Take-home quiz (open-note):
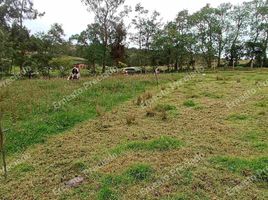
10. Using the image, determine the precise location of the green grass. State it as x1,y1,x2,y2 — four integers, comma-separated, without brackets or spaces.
255,101,267,108
125,164,154,181
183,100,197,107
112,136,183,154
98,187,118,200
227,114,249,121
202,92,223,99
154,104,177,112
210,156,268,174
12,163,35,174
1,70,268,199
0,75,179,155
97,164,154,199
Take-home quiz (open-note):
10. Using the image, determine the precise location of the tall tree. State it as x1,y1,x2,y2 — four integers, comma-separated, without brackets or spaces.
81,0,127,73
245,0,267,68
71,23,105,73
226,3,249,68
131,3,161,66
110,22,127,67
191,4,218,68
214,3,232,67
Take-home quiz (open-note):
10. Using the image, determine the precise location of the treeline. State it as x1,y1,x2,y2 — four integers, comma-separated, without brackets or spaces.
0,0,267,76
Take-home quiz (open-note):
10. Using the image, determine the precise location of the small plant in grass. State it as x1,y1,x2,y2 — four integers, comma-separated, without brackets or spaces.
161,86,166,91
146,108,156,117
13,163,35,174
125,164,153,181
142,92,153,101
227,114,249,121
136,95,142,106
160,110,168,120
155,104,177,112
126,114,136,125
258,111,266,116
183,100,196,107
216,76,224,81
102,174,131,187
71,161,87,172
96,105,105,117
136,92,153,106
202,92,222,99
255,102,266,108
98,186,118,200
112,136,183,154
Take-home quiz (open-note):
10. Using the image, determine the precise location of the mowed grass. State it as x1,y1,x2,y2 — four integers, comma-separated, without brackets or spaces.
0,70,268,200
0,74,181,155
112,136,183,154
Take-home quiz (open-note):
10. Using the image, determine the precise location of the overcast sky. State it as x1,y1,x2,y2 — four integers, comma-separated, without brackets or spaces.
25,0,249,37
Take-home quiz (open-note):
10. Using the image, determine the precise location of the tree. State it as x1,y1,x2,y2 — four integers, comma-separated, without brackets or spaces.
214,3,232,67
226,3,249,68
244,0,267,68
0,0,43,74
70,23,105,74
131,3,161,66
10,23,31,73
0,27,12,76
191,4,218,68
110,22,127,67
81,0,127,73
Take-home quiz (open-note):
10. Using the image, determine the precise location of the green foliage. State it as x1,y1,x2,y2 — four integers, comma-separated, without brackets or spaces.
49,56,75,77
183,100,196,107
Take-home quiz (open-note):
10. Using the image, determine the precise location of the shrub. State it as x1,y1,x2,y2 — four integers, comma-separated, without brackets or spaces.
183,100,196,107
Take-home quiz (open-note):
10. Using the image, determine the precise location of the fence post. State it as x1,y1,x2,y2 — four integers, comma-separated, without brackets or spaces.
0,122,7,179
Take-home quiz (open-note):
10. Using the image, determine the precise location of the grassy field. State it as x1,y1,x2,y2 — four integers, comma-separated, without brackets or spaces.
0,70,268,200
0,74,180,155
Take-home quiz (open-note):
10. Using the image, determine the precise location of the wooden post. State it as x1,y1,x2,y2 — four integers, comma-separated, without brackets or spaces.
0,122,7,179
154,68,159,87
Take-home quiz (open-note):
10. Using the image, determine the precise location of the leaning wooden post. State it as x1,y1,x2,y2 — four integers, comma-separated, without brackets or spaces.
0,121,7,179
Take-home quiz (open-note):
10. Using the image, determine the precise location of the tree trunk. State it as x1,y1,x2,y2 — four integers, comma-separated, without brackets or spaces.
264,31,268,67
174,58,178,72
102,47,106,74
92,61,96,74
217,37,222,68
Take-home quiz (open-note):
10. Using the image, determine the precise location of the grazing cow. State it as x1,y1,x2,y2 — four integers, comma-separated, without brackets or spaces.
68,66,80,80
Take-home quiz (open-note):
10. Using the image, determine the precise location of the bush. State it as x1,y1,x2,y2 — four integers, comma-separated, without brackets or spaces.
183,100,196,107
49,56,75,77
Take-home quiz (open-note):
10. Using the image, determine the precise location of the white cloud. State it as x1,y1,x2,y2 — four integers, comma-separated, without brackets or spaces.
25,0,249,37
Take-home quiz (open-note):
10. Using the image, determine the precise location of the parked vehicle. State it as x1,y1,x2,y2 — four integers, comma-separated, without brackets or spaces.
123,67,142,75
